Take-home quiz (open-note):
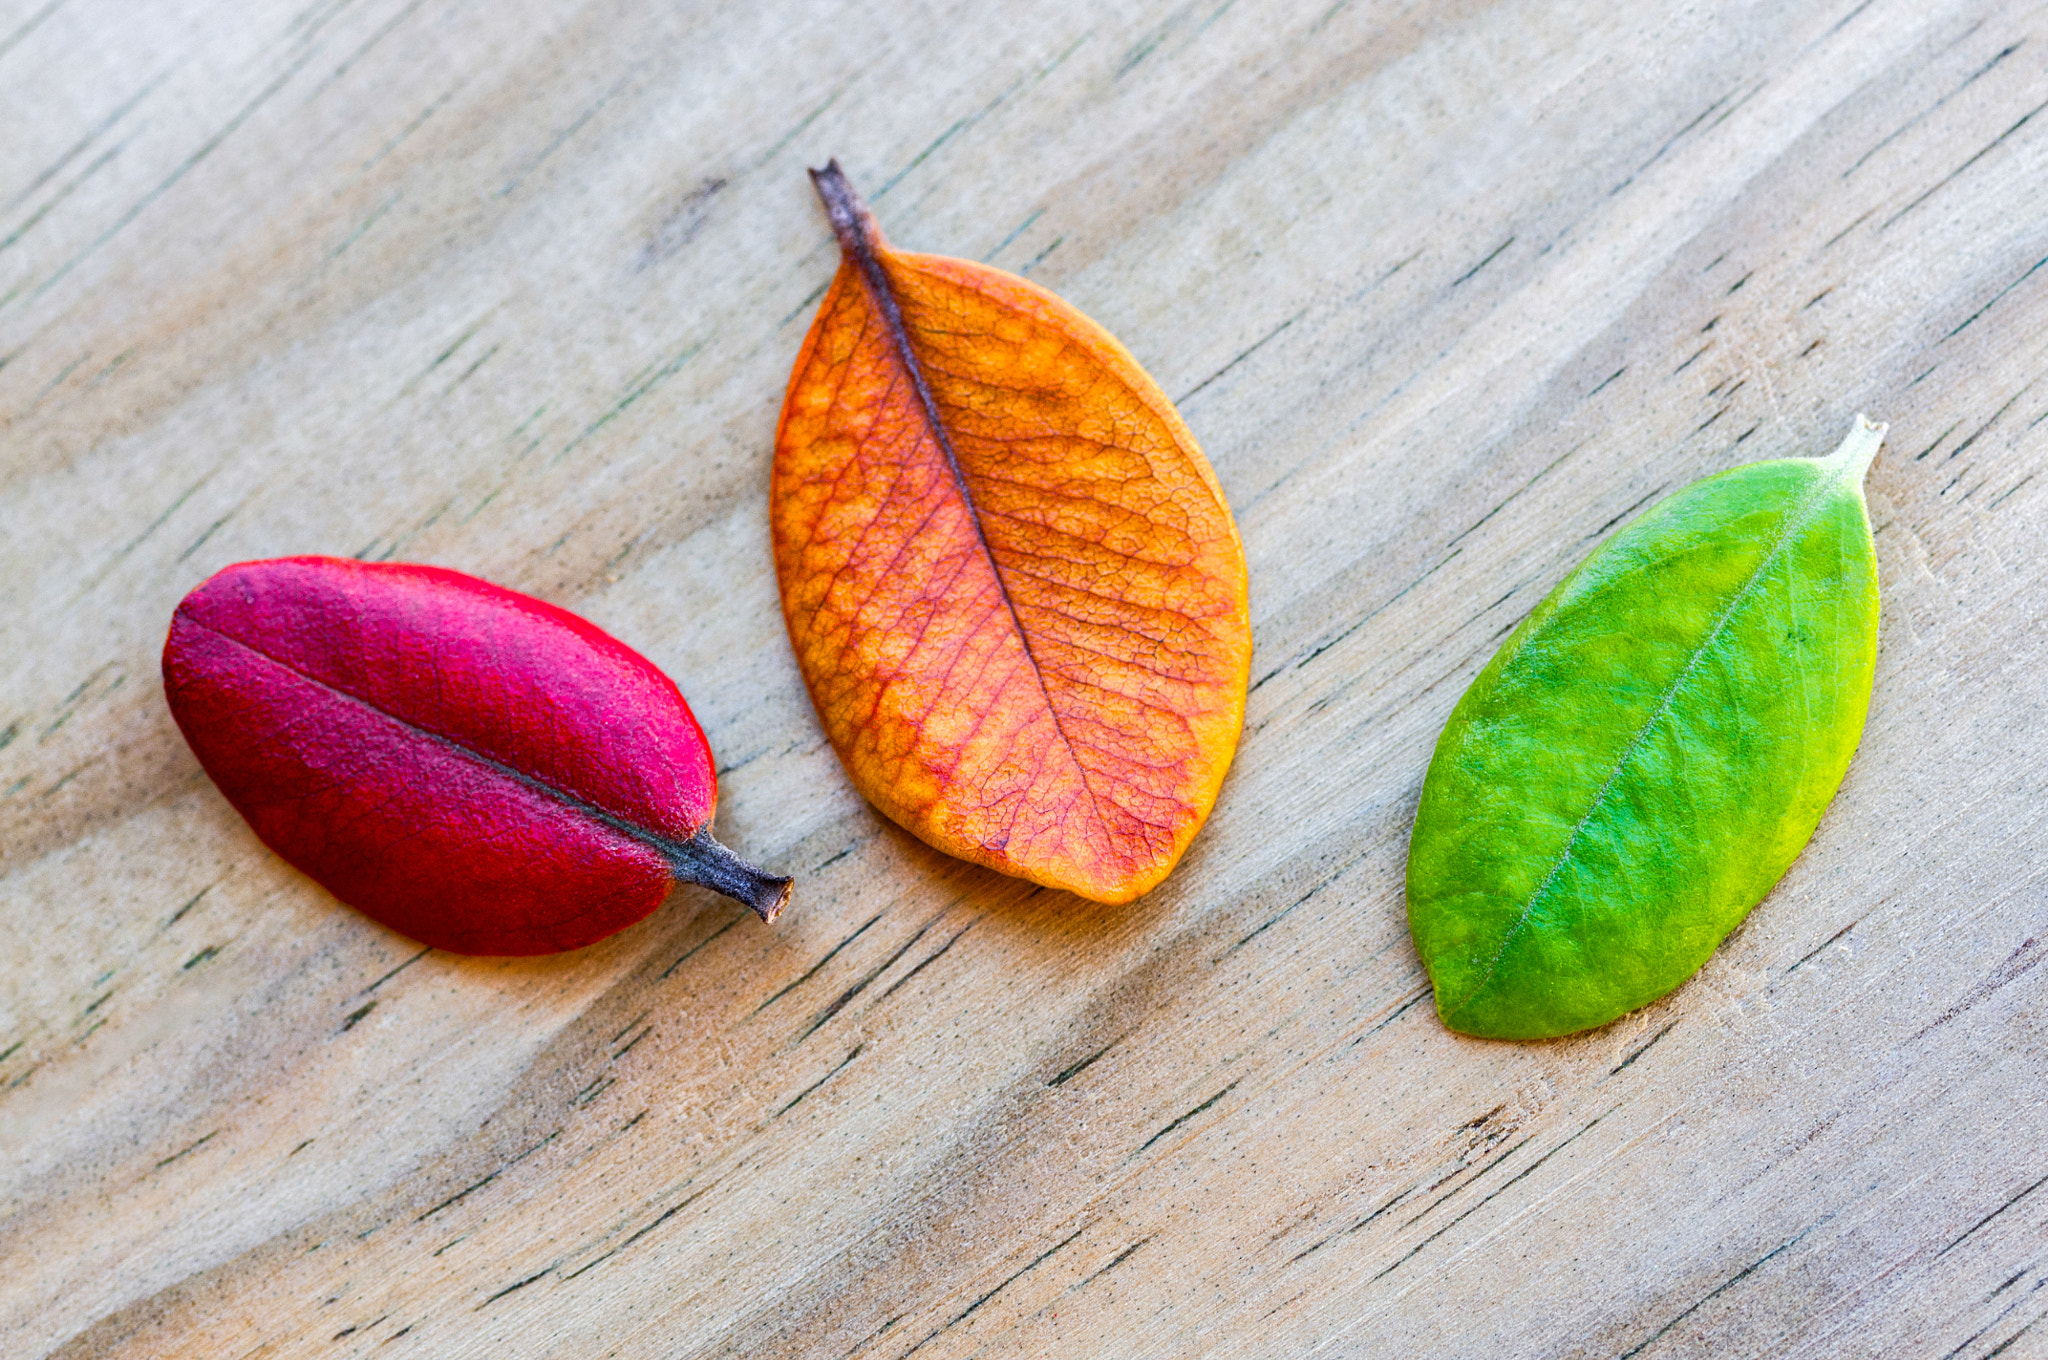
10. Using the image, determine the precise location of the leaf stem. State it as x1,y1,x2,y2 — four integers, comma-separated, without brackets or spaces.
667,827,792,923
1823,413,1887,484
809,159,886,259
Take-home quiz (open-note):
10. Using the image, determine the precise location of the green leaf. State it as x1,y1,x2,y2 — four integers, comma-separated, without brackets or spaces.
1406,418,1885,1040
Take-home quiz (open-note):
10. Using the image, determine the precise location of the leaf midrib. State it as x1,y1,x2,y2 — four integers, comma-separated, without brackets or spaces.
1440,462,1858,1023
840,239,1117,844
185,616,701,871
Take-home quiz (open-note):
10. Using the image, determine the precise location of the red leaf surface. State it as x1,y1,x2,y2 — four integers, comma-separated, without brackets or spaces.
162,557,788,955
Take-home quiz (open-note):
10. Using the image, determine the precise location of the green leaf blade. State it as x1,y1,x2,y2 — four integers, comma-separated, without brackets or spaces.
1408,420,1883,1040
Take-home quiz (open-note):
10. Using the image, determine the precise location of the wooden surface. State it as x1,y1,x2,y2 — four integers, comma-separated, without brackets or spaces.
4,0,2047,1355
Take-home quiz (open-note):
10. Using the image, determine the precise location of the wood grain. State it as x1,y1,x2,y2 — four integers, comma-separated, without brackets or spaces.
4,0,2046,1356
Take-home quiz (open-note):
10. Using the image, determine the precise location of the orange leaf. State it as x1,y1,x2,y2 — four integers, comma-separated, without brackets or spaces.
771,163,1252,904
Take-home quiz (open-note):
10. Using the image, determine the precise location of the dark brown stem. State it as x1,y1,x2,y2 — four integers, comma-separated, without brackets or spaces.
809,159,887,259
667,826,791,923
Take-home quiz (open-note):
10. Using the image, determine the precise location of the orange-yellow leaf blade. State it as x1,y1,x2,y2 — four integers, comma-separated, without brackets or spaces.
771,164,1251,904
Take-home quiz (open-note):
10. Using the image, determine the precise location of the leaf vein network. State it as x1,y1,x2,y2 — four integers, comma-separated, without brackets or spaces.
1441,463,1859,1022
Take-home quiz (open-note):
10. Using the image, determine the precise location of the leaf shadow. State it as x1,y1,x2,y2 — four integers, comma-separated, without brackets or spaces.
865,816,1189,959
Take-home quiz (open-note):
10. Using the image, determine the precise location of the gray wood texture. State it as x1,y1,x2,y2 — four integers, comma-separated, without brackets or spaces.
4,0,2046,1355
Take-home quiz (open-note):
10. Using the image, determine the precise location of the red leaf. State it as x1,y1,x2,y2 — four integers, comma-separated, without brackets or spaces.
162,557,788,955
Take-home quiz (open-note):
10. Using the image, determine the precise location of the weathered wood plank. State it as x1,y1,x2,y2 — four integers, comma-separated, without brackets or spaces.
4,0,2046,1356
